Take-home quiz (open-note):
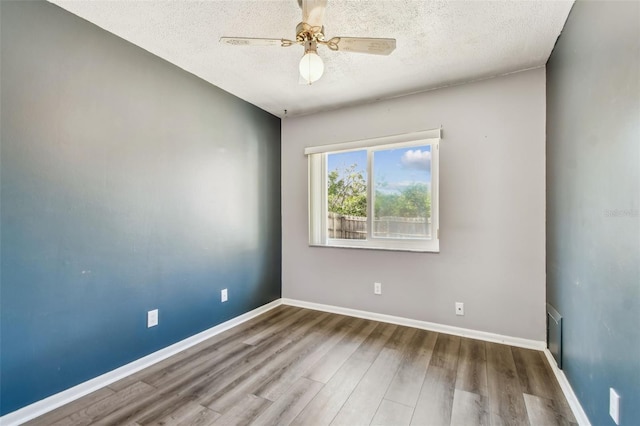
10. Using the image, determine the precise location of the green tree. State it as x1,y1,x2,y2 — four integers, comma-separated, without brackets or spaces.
328,164,367,216
328,165,430,219
375,183,430,218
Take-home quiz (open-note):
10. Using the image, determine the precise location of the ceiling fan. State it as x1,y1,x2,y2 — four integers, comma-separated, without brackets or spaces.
220,0,396,84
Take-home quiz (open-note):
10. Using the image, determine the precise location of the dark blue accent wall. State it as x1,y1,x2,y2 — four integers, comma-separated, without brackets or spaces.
546,1,639,425
0,1,281,415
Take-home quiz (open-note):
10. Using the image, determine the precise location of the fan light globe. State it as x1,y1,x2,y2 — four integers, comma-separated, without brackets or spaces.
299,51,324,83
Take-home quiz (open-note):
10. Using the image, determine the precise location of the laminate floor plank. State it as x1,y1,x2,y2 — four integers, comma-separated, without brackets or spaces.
512,346,556,398
410,365,457,426
146,310,325,392
176,337,293,409
144,307,325,407
250,377,324,426
384,324,420,352
93,324,301,426
140,401,209,426
290,354,371,426
23,307,576,426
450,389,489,426
512,347,576,423
125,314,331,424
255,316,363,401
143,307,305,387
175,406,220,426
291,322,398,426
203,314,344,413
127,337,289,425
51,382,156,426
90,391,174,426
210,394,271,426
105,351,190,393
486,342,530,426
108,305,297,392
347,322,399,364
429,333,462,371
134,398,210,425
141,309,318,390
177,304,295,357
331,326,417,425
385,329,438,407
409,332,461,425
455,338,488,396
23,388,115,426
143,340,256,389
304,319,378,383
523,393,578,426
243,306,312,346
371,399,413,426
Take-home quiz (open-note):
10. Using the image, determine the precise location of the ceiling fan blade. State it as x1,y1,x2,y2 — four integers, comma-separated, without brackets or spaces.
328,37,396,55
220,37,291,47
302,0,327,29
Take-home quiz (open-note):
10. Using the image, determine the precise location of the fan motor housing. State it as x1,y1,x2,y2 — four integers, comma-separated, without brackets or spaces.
296,22,325,41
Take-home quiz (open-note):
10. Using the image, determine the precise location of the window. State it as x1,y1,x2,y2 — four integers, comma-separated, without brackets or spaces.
306,129,440,252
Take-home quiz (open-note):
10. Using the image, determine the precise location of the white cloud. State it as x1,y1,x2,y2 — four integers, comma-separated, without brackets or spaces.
401,149,431,170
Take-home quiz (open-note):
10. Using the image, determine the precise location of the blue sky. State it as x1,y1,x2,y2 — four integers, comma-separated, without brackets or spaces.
328,145,431,194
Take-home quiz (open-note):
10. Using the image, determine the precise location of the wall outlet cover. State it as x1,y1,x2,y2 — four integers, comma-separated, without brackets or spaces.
147,309,158,328
610,388,620,425
455,302,464,316
374,282,382,295
221,288,228,302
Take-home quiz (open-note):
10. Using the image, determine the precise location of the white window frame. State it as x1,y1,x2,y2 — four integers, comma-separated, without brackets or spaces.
306,129,440,253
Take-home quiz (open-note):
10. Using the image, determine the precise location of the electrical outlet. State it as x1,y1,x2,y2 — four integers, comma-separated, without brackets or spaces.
455,302,464,316
610,388,620,425
374,282,382,295
147,309,158,328
221,288,228,303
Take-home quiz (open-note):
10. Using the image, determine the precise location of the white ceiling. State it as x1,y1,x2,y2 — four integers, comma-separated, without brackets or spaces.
49,0,574,118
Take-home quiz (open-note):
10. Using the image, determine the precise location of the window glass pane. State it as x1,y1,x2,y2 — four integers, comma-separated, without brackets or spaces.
327,150,367,240
373,145,431,239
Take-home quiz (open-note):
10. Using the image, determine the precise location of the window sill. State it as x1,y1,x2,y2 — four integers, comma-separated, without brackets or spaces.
308,243,440,253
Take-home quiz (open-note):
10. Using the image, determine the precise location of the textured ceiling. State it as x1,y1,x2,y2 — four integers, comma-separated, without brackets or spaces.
49,0,574,118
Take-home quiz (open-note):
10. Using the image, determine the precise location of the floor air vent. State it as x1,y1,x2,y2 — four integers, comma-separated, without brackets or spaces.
547,303,563,368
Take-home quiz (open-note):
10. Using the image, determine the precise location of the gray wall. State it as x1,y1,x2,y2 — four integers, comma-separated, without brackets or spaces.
546,1,640,424
1,1,281,415
282,69,546,342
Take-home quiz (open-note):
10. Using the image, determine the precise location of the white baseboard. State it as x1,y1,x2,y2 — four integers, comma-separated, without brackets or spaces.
282,298,545,350
0,299,283,426
543,349,591,426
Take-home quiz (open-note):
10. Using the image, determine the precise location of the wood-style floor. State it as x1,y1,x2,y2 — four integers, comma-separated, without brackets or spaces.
25,305,577,426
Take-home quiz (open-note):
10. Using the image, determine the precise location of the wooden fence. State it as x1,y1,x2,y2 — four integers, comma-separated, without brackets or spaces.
328,213,367,239
328,212,430,239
